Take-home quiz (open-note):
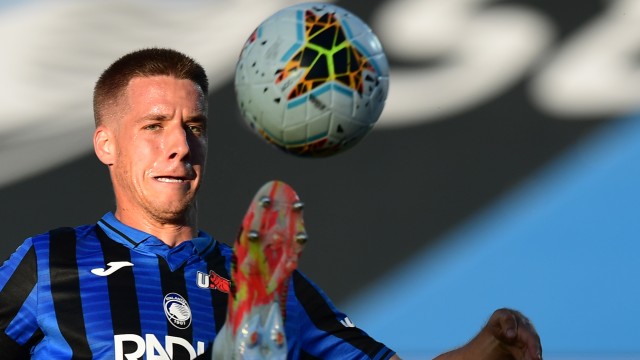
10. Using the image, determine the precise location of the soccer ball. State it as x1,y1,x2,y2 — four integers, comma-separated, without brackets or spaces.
234,2,389,157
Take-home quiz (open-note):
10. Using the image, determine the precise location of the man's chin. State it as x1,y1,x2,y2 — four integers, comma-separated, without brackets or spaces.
151,202,196,224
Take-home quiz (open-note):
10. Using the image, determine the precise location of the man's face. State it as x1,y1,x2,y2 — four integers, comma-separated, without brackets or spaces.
106,75,208,224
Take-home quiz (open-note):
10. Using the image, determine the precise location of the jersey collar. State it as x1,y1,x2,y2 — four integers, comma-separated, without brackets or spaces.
97,212,216,270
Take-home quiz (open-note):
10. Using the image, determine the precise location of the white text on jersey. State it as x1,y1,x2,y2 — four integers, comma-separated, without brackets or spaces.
114,334,205,360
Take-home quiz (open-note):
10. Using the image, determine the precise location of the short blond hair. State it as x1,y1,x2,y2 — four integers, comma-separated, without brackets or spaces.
93,48,209,126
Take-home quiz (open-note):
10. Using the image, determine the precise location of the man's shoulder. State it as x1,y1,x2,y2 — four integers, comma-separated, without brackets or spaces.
29,224,98,245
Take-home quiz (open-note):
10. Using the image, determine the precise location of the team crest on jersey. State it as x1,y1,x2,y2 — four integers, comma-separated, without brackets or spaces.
196,270,231,293
163,293,192,329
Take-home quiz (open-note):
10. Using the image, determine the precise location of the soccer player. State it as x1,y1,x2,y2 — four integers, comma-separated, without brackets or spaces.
0,48,541,359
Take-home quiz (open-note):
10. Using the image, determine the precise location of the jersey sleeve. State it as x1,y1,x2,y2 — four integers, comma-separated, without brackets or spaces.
290,271,395,360
0,238,42,358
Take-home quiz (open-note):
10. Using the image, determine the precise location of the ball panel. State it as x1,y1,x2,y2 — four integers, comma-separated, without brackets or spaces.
305,113,331,144
282,123,309,145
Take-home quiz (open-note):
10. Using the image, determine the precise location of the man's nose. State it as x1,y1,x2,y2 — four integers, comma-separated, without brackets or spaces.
166,125,191,160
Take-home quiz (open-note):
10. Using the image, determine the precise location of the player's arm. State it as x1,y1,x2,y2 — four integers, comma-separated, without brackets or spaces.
291,271,397,360
0,238,42,358
433,308,542,360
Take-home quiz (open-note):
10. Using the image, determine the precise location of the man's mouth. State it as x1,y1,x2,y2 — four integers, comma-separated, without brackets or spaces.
155,176,189,183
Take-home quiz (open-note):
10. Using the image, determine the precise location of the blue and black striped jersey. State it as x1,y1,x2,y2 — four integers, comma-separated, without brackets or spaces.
0,212,395,359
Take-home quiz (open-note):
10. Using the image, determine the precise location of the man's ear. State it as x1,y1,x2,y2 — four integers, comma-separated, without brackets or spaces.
94,125,115,165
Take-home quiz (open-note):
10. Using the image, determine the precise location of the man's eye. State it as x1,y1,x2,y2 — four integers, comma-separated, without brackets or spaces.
144,124,161,131
188,125,205,135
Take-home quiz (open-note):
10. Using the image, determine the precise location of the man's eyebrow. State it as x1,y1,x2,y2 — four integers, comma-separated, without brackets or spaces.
140,113,172,122
137,113,208,124
186,114,208,123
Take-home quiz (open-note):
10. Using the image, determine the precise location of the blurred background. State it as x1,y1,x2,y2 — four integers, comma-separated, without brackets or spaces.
1,0,639,358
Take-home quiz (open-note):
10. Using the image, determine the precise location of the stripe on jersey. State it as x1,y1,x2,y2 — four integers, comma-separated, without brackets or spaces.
0,245,36,330
0,332,31,358
49,227,92,358
96,227,141,351
292,271,387,358
204,243,229,333
0,245,40,357
299,349,322,359
158,256,193,358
